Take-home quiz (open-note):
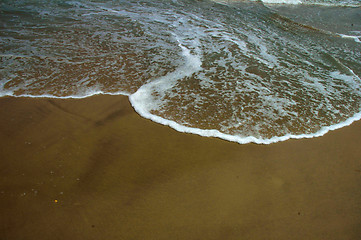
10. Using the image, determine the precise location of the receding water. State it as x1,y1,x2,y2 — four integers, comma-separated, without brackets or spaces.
1,0,361,144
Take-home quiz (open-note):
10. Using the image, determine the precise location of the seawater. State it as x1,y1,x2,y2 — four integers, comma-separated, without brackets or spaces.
1,0,361,144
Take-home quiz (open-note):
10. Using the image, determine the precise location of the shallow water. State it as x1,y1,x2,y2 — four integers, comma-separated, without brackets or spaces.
1,0,361,143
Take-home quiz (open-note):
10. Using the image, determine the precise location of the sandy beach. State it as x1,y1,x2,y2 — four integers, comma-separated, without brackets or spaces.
0,95,360,239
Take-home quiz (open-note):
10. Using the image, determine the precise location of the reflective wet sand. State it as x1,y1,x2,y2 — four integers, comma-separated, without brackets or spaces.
1,95,360,239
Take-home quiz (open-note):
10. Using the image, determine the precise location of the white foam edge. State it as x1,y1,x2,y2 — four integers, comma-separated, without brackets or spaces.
212,0,301,5
338,34,361,43
261,0,301,4
2,87,361,145
213,0,360,7
0,90,130,99
130,92,361,145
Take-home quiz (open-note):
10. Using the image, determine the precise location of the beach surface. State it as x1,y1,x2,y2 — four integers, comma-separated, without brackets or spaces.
1,95,361,240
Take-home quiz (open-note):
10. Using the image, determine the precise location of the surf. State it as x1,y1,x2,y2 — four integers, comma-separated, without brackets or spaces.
1,0,361,144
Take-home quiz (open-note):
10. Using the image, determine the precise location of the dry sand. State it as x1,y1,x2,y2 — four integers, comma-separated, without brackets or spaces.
0,95,361,240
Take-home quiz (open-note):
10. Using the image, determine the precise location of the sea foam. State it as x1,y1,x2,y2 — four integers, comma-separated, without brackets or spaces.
129,34,361,144
339,34,361,43
2,0,361,144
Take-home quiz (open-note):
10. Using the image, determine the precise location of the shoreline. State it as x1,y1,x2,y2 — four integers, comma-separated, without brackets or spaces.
1,95,361,239
4,92,361,145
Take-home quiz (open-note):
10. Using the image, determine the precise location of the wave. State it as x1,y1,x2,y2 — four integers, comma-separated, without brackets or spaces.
1,0,361,144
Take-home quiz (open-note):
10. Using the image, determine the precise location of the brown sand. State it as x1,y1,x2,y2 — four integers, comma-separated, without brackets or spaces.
0,95,360,240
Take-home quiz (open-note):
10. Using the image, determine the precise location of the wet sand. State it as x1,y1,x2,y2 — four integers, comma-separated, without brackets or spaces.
0,95,361,240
